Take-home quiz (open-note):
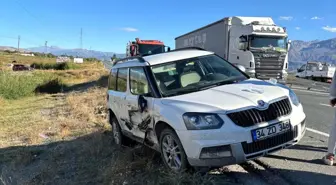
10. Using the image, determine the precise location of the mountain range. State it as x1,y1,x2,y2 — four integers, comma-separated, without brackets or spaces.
288,38,336,71
1,37,335,66
26,46,125,61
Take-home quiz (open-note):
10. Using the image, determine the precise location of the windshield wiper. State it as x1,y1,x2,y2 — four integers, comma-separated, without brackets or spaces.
213,77,243,86
163,87,200,97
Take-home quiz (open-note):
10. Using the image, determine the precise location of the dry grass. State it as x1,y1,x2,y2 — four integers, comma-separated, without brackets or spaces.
0,94,65,147
0,61,238,184
0,131,236,185
0,85,237,185
50,69,108,85
0,52,55,66
0,87,109,148
0,51,105,71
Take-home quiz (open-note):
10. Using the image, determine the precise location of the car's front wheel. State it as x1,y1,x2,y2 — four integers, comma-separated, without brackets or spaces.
159,128,189,172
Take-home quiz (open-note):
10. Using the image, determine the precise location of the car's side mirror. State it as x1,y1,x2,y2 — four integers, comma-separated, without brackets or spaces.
138,95,148,113
287,40,292,50
238,42,248,51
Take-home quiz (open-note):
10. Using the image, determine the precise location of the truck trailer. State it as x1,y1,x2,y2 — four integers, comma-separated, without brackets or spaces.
175,16,291,83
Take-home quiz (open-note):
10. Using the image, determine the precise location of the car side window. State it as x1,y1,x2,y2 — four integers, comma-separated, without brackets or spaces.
108,68,117,90
117,68,128,92
130,67,150,95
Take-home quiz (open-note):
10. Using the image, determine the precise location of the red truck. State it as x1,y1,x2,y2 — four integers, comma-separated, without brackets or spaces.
126,38,170,57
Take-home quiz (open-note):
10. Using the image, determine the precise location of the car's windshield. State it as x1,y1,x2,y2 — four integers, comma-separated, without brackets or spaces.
151,54,248,97
250,35,287,50
138,44,165,55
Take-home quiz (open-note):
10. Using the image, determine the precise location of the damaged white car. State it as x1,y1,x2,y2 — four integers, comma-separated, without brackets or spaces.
107,48,306,172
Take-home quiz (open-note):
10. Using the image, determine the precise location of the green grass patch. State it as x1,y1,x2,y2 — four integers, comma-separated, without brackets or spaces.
0,71,65,100
31,62,80,70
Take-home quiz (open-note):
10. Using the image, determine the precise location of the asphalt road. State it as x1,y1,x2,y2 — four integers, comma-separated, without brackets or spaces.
254,89,336,185
220,89,336,185
295,89,333,133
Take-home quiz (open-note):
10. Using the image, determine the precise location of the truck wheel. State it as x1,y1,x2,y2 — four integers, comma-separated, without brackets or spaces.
159,128,189,172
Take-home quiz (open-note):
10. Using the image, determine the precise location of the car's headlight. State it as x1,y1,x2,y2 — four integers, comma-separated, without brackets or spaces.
289,90,300,106
276,83,300,106
182,113,224,130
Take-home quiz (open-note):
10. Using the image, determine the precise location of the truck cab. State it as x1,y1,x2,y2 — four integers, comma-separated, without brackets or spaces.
126,38,170,57
175,16,291,84
228,17,291,84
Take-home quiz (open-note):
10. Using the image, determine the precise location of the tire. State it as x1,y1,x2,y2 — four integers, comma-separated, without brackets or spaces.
159,128,190,173
109,113,128,147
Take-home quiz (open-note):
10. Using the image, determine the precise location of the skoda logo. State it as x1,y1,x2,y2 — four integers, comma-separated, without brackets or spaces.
257,100,268,110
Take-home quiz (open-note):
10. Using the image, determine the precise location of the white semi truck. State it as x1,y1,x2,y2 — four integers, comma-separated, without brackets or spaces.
175,16,291,84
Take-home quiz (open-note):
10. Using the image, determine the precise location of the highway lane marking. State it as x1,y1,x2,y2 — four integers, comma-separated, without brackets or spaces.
306,127,330,137
292,89,328,96
319,103,331,107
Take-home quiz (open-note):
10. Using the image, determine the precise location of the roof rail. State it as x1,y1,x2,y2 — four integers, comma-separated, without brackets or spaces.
168,47,206,52
112,56,146,66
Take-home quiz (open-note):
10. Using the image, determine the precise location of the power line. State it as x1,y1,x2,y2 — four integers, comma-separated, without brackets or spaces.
13,0,45,26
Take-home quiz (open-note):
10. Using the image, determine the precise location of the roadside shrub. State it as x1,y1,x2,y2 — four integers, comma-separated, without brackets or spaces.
31,62,79,70
0,71,65,99
34,78,64,94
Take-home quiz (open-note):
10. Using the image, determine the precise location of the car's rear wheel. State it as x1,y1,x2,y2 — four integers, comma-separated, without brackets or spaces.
159,128,189,172
109,113,129,147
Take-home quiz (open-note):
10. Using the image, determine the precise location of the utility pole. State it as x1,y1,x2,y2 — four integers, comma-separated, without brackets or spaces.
80,28,83,50
45,41,48,53
17,35,20,52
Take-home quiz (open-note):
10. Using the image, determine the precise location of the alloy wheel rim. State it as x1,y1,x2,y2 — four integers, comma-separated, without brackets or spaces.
112,122,120,145
162,135,182,170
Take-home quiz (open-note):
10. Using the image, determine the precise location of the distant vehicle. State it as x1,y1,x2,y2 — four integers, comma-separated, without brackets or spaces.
126,38,170,57
296,61,335,82
175,16,291,84
107,47,306,172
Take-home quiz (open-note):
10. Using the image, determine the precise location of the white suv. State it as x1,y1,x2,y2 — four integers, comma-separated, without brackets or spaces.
107,48,306,172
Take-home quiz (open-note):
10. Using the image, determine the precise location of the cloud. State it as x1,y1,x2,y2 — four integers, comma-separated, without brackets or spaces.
322,26,336,32
279,16,293,21
295,27,301,30
119,27,139,32
311,16,323,20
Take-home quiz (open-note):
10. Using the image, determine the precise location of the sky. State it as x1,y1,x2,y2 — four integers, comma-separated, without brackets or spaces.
0,0,335,53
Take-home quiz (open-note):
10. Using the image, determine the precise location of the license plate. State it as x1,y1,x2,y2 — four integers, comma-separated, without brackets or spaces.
252,121,291,141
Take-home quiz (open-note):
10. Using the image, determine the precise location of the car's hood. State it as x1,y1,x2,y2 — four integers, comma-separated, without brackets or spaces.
161,79,289,113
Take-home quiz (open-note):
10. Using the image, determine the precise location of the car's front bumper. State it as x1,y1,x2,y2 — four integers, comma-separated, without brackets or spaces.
177,105,306,167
